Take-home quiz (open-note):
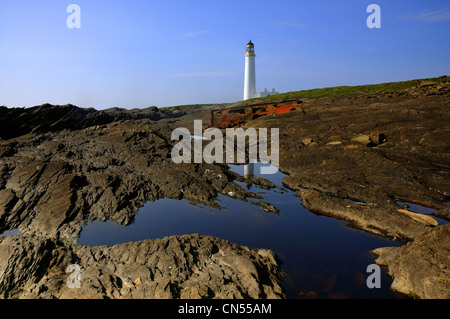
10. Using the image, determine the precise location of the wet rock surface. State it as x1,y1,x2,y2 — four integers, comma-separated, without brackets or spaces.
0,119,261,240
297,188,430,242
0,106,283,299
0,234,284,299
245,81,450,239
0,78,449,299
242,80,450,298
0,104,179,140
372,224,450,299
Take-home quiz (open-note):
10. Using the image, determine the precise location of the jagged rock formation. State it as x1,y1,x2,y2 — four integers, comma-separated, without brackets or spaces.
372,224,450,299
0,234,285,299
0,104,178,140
0,119,263,240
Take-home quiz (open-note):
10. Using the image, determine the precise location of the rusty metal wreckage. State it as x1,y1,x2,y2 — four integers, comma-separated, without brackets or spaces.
209,100,303,129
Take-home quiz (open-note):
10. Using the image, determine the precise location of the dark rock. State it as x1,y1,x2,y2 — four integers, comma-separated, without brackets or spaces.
369,130,387,146
0,120,263,239
372,224,450,299
0,234,285,299
246,88,450,241
297,188,429,242
0,104,179,140
255,201,280,214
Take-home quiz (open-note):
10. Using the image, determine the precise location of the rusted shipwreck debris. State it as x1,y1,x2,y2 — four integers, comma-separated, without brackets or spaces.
210,100,302,129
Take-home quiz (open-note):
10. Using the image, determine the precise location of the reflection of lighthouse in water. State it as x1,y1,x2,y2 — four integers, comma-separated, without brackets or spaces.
243,162,255,189
244,162,254,179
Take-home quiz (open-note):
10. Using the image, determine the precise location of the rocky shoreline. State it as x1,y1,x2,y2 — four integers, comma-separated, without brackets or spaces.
1,78,449,299
372,224,449,299
243,79,450,298
0,107,286,299
0,233,284,299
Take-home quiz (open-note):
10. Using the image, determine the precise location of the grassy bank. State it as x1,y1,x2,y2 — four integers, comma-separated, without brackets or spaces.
161,75,448,110
250,75,448,102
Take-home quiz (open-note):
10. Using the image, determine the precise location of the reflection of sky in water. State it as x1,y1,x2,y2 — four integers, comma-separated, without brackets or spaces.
0,229,20,236
396,201,435,214
396,201,448,226
79,162,403,298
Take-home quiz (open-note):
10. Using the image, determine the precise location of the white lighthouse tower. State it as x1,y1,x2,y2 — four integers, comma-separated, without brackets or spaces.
243,40,256,100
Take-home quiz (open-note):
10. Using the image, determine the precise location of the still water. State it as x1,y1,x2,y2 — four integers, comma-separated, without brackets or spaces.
79,163,404,299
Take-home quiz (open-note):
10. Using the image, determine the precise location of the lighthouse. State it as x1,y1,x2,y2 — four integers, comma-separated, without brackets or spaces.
243,40,256,100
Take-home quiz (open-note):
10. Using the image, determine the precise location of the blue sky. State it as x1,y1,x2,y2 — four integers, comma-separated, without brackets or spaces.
0,0,449,109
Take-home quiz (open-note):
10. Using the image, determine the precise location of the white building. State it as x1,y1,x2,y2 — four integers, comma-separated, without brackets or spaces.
243,40,279,100
254,88,279,98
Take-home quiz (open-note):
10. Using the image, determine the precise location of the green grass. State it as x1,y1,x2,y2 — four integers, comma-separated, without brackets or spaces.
407,290,421,299
162,103,234,112
163,103,216,110
161,75,448,110
248,75,449,102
